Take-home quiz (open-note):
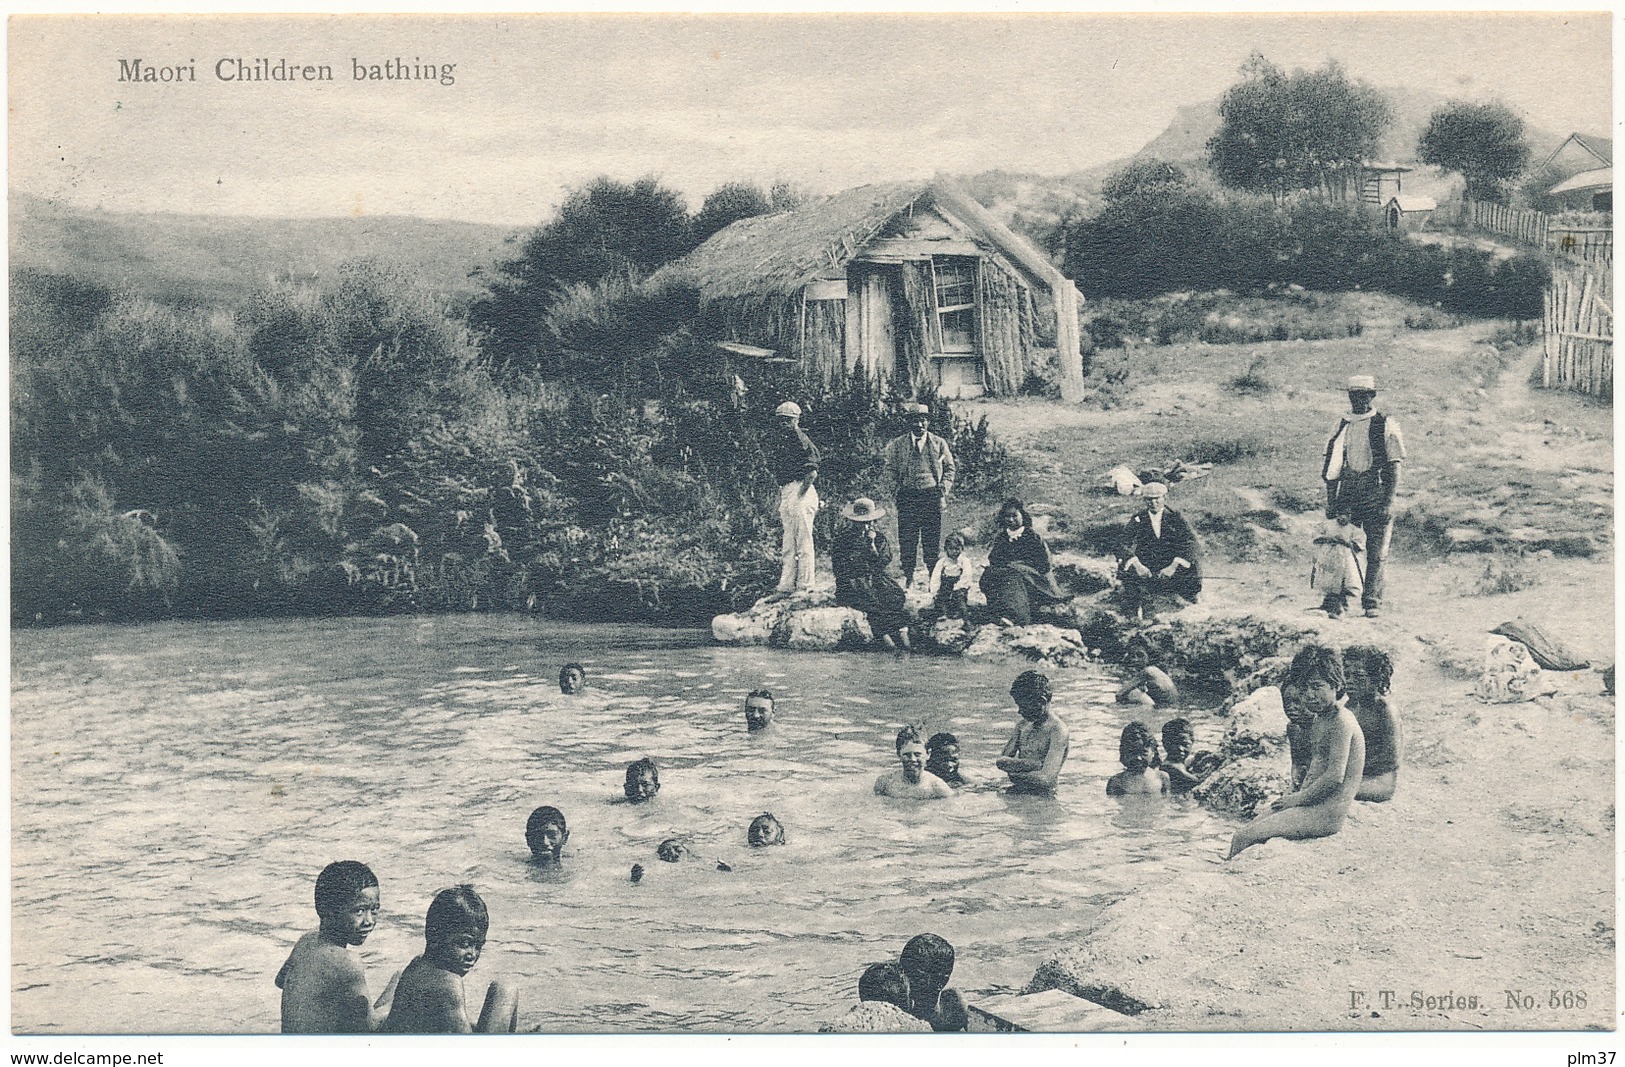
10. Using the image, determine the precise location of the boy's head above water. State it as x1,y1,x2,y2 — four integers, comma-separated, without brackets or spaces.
656,838,690,863
857,962,912,1011
313,860,380,947
1118,721,1159,771
1285,643,1345,713
743,688,775,731
894,725,926,783
624,758,660,802
899,933,955,996
525,805,569,862
924,732,959,777
1161,719,1194,763
748,813,785,847
1010,670,1053,720
424,885,488,977
559,663,586,695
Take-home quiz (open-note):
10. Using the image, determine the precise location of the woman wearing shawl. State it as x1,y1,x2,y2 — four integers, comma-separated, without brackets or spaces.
979,499,1065,626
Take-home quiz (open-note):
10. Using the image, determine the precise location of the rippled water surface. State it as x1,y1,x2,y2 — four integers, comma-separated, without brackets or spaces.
13,615,1231,1033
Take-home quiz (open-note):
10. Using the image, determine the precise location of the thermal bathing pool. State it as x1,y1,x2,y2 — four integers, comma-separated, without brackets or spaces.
12,615,1232,1034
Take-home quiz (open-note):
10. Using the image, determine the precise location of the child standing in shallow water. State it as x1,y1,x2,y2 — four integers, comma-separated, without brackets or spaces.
385,886,519,1033
1310,512,1365,617
1227,644,1365,859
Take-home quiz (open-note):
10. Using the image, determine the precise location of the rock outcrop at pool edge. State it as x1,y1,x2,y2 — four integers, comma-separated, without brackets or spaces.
1193,685,1295,818
709,591,873,650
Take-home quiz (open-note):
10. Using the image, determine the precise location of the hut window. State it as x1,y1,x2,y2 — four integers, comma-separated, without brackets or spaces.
932,258,977,353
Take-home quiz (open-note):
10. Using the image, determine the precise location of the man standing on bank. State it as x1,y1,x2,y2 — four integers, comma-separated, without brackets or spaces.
770,401,821,597
881,403,957,588
1322,375,1405,618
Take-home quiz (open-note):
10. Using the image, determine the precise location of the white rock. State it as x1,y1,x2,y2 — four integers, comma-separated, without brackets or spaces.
782,606,872,651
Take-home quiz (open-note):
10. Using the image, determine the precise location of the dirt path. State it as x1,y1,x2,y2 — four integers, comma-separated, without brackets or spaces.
974,329,1616,1031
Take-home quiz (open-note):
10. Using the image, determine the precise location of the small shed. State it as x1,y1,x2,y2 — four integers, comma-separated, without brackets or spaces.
1384,194,1437,232
649,181,1084,400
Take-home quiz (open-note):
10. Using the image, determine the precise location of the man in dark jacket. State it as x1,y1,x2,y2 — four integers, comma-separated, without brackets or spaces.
1118,481,1201,610
880,403,957,587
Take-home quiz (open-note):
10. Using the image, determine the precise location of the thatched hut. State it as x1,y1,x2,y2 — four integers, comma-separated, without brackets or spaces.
648,181,1085,400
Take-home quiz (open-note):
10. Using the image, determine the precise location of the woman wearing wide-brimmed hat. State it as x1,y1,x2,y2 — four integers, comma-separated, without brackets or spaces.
832,497,912,650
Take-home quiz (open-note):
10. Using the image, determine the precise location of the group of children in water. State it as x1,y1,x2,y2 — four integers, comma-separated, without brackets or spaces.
278,637,1400,1032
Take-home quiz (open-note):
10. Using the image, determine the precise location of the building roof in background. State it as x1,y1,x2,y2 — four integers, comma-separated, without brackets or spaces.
1549,166,1613,196
1538,132,1614,172
650,180,1061,303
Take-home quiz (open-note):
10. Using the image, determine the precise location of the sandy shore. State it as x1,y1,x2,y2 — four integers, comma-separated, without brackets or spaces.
976,326,1615,1031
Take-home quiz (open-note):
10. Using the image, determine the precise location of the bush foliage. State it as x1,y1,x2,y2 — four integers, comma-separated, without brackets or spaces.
13,260,1018,627
1062,167,1548,319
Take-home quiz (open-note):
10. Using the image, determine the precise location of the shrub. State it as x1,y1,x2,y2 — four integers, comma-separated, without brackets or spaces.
1229,354,1275,395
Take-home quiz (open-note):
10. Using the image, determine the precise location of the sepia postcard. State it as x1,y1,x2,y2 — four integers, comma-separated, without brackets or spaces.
7,9,1615,1067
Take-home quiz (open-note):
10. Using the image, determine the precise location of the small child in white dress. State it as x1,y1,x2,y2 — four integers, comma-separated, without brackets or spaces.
1310,512,1365,617
928,533,977,620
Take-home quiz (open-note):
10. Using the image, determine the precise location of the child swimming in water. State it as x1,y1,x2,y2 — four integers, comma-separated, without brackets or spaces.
1160,719,1221,794
558,663,586,695
1106,722,1170,796
276,860,395,1033
1227,644,1365,859
525,806,568,864
748,813,785,847
924,732,968,787
623,758,660,803
384,885,519,1033
1116,639,1179,708
1343,644,1402,802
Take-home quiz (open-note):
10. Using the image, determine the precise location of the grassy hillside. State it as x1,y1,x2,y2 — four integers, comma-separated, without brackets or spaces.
10,192,521,307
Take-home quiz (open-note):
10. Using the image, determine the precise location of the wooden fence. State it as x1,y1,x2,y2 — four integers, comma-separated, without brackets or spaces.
1469,199,1549,247
1543,260,1613,399
1548,224,1613,269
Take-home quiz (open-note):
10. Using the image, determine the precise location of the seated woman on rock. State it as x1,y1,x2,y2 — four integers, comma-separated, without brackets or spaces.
978,499,1066,627
832,497,912,651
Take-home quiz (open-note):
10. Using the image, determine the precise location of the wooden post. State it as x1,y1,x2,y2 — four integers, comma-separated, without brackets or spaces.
1051,275,1085,403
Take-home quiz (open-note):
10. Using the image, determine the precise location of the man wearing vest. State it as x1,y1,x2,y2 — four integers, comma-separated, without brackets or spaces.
1323,375,1405,618
769,401,821,597
881,403,957,587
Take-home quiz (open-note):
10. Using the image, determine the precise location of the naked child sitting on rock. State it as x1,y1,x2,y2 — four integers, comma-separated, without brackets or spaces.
1227,644,1364,859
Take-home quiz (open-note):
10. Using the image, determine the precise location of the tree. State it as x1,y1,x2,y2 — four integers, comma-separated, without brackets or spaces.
1208,55,1392,203
1418,101,1529,204
468,176,694,373
691,182,774,244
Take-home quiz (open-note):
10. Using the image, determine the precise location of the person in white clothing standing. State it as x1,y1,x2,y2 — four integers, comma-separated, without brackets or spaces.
768,401,820,596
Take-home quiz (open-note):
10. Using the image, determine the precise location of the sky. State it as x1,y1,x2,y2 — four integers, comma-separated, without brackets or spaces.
8,10,1614,226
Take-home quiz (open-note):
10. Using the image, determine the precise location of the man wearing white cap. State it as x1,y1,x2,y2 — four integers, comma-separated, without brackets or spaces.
1322,375,1405,617
769,401,820,595
1117,480,1201,610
